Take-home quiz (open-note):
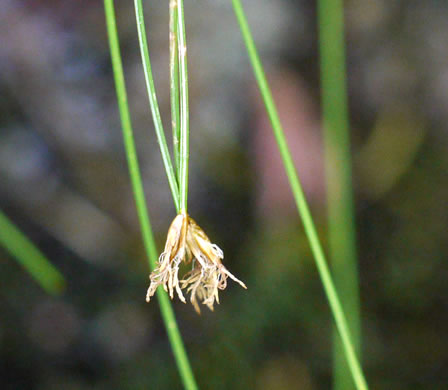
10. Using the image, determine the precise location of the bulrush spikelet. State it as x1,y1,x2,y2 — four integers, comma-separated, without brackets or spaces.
146,213,188,303
146,214,246,313
181,217,246,313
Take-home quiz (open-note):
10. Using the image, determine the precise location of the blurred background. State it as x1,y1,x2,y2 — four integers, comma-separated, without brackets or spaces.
1,0,448,388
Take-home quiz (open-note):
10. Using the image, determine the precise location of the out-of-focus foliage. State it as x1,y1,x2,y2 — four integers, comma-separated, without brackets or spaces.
1,0,448,389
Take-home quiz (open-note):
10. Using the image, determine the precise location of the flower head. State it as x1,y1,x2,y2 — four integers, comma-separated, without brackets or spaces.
146,213,188,303
181,217,246,313
146,213,246,313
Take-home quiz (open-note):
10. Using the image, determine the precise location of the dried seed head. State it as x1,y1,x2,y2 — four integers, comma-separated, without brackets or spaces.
146,213,188,303
181,217,246,313
146,213,246,313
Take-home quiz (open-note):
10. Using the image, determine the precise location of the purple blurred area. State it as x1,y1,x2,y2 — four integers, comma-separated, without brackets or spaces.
1,0,448,389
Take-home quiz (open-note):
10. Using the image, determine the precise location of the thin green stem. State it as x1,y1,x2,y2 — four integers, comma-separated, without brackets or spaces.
177,0,190,213
104,2,197,389
134,0,180,213
0,210,65,295
170,0,181,181
230,1,368,389
317,1,361,389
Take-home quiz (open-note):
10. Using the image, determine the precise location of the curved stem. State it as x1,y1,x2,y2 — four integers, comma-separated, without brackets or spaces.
134,0,180,212
177,0,190,214
230,1,368,389
104,2,197,389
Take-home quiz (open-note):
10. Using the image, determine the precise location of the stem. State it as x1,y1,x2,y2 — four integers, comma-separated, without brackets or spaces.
230,1,368,389
317,1,361,389
170,0,181,181
0,210,65,295
134,0,180,213
104,2,197,389
177,0,190,214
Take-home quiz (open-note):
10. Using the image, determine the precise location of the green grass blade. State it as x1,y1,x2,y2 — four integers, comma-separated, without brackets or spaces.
230,1,368,389
317,0,361,389
104,2,197,389
134,0,180,213
170,0,181,180
0,210,65,295
177,0,190,213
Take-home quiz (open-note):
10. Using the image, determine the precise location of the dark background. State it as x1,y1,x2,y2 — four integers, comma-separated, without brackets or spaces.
1,0,448,388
